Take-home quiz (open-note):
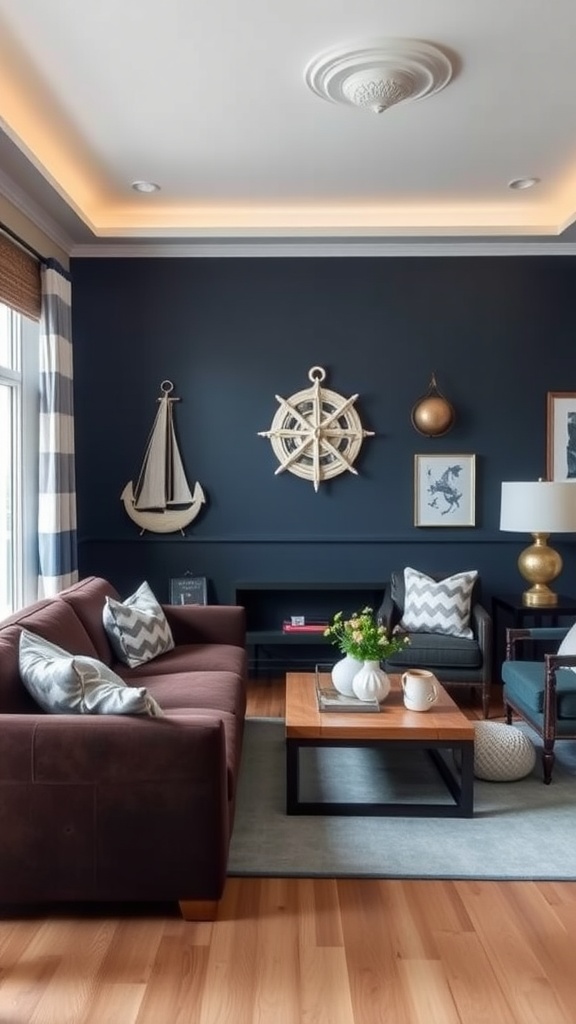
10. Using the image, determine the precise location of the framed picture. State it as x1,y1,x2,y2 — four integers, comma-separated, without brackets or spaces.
546,392,576,481
169,575,208,605
414,454,476,527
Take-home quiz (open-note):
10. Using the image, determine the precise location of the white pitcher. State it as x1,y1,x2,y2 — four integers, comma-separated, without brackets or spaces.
401,669,439,711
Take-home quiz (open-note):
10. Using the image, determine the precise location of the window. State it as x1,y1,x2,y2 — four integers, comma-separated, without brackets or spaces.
0,302,39,617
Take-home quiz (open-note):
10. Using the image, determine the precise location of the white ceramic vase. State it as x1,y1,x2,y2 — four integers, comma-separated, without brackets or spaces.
352,660,391,703
331,654,363,697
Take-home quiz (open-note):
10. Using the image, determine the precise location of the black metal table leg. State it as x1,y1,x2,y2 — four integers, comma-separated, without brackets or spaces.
286,737,475,818
286,738,300,814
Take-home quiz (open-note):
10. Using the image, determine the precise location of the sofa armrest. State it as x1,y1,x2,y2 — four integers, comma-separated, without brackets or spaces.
505,626,569,660
162,604,246,647
0,712,236,904
547,651,576,671
471,603,492,675
0,712,228,784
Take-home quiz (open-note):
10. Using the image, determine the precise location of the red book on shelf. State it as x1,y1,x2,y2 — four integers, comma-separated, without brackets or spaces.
282,622,328,633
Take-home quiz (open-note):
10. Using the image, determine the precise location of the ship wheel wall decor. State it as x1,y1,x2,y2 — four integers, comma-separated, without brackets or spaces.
258,366,374,491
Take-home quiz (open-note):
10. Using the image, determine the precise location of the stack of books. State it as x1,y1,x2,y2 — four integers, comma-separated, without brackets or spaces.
315,666,380,713
281,617,328,634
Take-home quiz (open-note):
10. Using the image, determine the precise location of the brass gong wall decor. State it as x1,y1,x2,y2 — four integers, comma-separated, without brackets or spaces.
258,365,374,491
411,373,455,437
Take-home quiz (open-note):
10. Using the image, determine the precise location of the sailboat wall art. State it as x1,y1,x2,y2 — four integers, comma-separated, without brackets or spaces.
121,380,206,535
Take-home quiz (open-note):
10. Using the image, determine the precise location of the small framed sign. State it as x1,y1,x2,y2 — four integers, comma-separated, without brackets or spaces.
169,575,208,605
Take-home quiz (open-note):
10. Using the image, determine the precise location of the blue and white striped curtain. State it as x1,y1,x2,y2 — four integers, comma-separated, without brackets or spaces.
38,260,78,597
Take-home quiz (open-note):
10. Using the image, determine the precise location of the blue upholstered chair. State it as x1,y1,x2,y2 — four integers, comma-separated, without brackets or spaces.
377,569,492,718
502,625,576,784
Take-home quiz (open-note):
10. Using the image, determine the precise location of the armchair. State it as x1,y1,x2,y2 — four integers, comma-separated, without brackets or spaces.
502,625,576,783
377,568,492,718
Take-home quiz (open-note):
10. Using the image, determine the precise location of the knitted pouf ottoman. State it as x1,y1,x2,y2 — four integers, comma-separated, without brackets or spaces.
473,721,536,781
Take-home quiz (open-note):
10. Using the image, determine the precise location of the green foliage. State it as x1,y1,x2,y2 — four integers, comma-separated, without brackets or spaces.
324,606,410,661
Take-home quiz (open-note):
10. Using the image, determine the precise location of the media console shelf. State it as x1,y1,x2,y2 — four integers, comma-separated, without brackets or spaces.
234,581,385,673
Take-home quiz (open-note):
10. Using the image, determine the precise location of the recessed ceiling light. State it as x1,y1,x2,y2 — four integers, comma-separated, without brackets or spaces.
131,180,161,193
508,177,540,191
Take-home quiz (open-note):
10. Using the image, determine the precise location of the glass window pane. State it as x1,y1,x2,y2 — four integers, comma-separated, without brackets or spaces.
0,383,14,618
0,304,13,369
0,301,37,616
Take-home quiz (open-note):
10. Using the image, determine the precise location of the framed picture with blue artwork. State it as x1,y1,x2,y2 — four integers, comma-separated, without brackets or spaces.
546,391,576,481
414,453,476,527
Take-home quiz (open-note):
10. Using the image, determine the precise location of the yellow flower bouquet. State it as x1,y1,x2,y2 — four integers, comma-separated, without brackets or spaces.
324,606,410,661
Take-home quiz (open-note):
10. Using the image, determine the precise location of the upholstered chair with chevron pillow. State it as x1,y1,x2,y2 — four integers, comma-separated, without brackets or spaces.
377,567,493,718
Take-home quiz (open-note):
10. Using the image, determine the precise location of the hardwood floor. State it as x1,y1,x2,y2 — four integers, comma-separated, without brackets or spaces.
0,678,575,1024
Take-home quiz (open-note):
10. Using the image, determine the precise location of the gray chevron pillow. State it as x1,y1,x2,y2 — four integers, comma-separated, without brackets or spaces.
18,630,164,716
103,581,175,668
399,567,478,639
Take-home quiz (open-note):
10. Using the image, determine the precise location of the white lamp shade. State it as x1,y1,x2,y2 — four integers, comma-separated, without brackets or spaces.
500,481,576,533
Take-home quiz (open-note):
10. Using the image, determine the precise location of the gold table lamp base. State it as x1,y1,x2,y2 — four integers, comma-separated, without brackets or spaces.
518,532,562,607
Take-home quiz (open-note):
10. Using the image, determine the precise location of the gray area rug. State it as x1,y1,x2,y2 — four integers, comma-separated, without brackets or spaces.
228,717,576,880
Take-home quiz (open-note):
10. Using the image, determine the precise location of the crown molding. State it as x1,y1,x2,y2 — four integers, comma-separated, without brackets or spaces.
3,164,576,260
0,168,75,256
69,239,576,258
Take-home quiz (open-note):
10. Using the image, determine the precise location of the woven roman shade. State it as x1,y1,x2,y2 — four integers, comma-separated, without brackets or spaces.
0,233,41,320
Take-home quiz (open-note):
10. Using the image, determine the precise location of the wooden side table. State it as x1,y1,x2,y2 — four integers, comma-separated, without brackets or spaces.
491,593,576,680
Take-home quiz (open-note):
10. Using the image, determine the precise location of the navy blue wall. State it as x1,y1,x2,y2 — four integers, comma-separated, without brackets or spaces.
70,254,576,607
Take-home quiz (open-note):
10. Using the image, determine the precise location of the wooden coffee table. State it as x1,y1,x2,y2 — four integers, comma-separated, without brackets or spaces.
285,670,475,818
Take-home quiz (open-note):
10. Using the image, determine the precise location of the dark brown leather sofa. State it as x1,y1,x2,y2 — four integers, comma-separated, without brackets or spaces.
0,576,247,920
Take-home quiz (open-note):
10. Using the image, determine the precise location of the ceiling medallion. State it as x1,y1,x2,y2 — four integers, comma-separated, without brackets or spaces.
304,39,453,114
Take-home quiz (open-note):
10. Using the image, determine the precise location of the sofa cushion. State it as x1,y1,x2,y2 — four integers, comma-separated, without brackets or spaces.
103,581,175,668
0,598,102,714
4,596,100,656
58,576,121,664
398,567,478,639
502,660,576,720
120,643,246,678
0,623,48,713
385,631,482,670
19,630,164,717
116,669,246,718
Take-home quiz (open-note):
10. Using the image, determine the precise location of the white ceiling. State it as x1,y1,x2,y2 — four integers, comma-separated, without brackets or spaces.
2,0,576,253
